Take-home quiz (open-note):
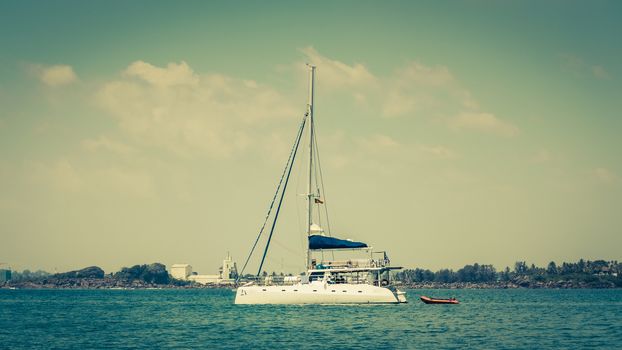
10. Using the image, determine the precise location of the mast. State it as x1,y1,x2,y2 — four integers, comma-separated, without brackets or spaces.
306,64,316,270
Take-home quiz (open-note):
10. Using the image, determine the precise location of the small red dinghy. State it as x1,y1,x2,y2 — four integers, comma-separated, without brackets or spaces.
420,295,459,304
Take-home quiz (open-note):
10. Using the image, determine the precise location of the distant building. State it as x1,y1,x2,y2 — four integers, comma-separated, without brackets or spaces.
220,253,238,282
0,269,11,283
170,264,192,280
188,274,221,284
173,253,238,285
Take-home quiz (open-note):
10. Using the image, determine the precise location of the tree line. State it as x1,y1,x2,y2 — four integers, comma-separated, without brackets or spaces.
9,263,172,285
394,259,622,286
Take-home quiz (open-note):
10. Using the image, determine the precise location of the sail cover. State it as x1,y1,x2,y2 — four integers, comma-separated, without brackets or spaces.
308,235,368,250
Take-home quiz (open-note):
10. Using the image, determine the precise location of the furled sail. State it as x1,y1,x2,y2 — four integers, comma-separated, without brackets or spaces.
308,235,368,250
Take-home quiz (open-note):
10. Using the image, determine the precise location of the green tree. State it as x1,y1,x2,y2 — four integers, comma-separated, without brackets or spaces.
514,261,527,275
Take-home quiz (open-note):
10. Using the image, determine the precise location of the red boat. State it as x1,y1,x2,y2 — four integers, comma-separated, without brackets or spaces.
420,295,459,304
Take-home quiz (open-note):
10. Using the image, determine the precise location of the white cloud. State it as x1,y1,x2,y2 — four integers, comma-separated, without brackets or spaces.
449,112,519,137
35,64,78,87
93,54,516,162
593,167,620,184
382,90,420,118
381,61,480,119
30,159,83,192
300,46,376,89
29,159,156,197
82,136,137,156
311,127,458,173
297,48,515,137
397,62,454,87
124,61,198,87
417,144,457,159
532,149,552,163
357,134,399,154
355,134,456,161
95,167,156,198
97,61,298,158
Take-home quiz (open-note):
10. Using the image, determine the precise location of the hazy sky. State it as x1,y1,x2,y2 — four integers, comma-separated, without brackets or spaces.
1,1,621,274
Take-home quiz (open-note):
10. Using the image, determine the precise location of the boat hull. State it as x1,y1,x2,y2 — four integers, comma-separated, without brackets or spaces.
235,281,406,304
420,296,459,304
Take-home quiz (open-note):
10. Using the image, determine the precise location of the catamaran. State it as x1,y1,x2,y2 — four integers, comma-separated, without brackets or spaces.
234,65,407,304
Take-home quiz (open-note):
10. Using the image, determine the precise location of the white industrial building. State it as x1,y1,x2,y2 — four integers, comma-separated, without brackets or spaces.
171,253,238,285
170,264,192,281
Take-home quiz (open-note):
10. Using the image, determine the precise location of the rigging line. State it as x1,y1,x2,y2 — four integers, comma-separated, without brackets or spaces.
237,113,307,280
312,125,324,230
294,123,307,262
313,125,332,237
312,126,335,261
310,116,325,233
271,238,303,257
256,113,308,277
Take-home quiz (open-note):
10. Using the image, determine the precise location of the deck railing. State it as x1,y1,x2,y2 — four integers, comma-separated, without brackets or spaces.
314,258,390,269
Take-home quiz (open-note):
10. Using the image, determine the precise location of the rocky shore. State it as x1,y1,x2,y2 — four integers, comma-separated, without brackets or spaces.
1,278,228,290
4,262,619,290
1,264,234,290
402,279,618,289
3,279,618,290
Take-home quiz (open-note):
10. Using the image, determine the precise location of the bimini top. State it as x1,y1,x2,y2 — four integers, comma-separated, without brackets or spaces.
308,235,368,250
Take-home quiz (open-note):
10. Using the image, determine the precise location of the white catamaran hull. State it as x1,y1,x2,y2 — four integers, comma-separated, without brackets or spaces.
235,281,407,305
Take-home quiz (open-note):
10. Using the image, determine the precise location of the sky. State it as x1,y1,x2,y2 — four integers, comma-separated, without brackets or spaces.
1,0,621,274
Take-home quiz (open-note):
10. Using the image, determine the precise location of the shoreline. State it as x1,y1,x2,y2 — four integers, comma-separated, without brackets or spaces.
403,281,619,289
3,280,620,290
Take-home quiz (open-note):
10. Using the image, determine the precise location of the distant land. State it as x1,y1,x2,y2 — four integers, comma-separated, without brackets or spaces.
1,259,620,289
1,264,198,290
394,259,621,289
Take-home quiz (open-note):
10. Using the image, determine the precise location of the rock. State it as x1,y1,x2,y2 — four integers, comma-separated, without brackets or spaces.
113,263,170,285
54,266,104,279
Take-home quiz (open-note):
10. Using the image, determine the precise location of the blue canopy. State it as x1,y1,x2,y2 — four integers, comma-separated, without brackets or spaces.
308,235,368,250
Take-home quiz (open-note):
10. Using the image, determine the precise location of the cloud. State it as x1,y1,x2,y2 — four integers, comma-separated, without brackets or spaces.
560,54,611,80
82,136,137,156
397,62,454,86
297,48,515,137
29,159,156,197
30,159,83,192
593,167,620,184
591,65,610,80
532,149,552,163
357,134,399,154
93,53,516,162
355,134,456,162
381,61,480,119
417,144,457,159
124,61,199,87
34,64,78,87
97,60,298,158
300,46,376,89
449,112,519,137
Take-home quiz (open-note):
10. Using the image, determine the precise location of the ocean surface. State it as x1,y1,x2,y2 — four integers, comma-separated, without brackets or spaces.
1,288,621,349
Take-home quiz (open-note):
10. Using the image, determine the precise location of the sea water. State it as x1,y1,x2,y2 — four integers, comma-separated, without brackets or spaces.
1,288,621,349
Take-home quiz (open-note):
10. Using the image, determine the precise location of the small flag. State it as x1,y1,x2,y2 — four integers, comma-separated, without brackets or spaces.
314,198,324,204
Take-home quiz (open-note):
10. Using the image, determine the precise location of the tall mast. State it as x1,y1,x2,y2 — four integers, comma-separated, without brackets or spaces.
306,64,315,270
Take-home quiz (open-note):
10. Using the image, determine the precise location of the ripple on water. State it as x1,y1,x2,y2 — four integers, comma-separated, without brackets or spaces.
0,288,621,349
